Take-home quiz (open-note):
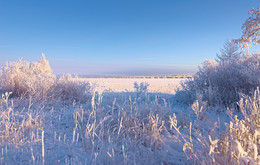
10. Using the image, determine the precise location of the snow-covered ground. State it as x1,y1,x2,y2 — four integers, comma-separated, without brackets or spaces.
79,78,184,94
0,78,252,165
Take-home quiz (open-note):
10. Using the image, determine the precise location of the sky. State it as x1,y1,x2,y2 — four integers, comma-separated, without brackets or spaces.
0,0,259,76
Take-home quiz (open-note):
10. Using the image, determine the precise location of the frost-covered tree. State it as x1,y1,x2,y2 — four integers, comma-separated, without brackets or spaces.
238,7,260,49
216,40,242,62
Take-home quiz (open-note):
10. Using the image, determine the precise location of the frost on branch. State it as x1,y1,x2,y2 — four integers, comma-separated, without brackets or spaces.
238,7,260,49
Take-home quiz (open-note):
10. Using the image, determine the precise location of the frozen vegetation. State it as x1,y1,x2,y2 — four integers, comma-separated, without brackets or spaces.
0,7,260,165
0,51,259,165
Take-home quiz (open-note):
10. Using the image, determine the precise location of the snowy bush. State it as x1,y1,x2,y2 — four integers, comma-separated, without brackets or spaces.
134,82,149,94
175,79,198,104
176,40,260,107
173,88,260,164
0,56,91,103
54,74,91,103
0,54,56,100
134,82,149,100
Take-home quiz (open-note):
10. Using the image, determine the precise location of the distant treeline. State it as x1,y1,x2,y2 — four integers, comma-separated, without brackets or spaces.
79,75,193,79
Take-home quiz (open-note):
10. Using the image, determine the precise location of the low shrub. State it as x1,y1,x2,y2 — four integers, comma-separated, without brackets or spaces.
134,82,149,93
134,82,149,100
54,74,91,103
0,54,56,100
0,55,92,103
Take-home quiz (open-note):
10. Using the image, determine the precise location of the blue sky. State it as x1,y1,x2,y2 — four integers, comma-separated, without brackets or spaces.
0,0,259,75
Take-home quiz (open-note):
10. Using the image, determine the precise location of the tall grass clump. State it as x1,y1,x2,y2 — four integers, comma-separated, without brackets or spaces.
0,54,56,100
176,40,260,107
0,92,43,146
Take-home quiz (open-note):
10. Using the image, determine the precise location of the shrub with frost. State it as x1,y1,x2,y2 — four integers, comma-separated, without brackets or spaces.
175,78,197,104
0,54,56,100
54,74,91,103
134,82,149,93
176,40,260,107
134,82,149,100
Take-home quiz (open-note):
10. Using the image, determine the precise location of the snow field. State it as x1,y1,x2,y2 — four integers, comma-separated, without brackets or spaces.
80,78,184,94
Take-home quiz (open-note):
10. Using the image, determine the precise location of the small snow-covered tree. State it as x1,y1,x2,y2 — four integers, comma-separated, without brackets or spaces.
216,40,242,62
238,7,260,49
